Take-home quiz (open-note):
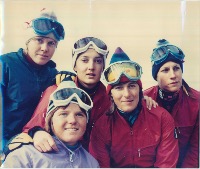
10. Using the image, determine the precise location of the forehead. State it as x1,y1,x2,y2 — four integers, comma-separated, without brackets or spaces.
34,36,57,43
160,61,180,68
55,103,83,113
113,81,137,87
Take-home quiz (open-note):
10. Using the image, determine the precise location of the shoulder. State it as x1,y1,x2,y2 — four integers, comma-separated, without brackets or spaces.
5,144,37,159
0,51,18,62
142,101,174,122
188,87,200,100
46,60,56,68
80,147,99,167
93,112,113,131
42,84,57,96
143,85,158,95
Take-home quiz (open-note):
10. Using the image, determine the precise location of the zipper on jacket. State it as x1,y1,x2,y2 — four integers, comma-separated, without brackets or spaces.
174,127,180,139
69,152,74,162
138,149,141,157
130,128,133,135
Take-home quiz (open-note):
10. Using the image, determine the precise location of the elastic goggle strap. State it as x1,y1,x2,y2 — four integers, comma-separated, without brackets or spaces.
47,88,93,117
32,18,65,41
151,45,185,65
103,61,142,85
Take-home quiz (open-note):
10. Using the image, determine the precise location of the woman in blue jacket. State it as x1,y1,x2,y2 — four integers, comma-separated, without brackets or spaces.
0,9,65,146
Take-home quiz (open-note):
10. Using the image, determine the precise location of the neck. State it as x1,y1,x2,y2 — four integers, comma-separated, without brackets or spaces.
158,87,180,101
77,79,99,96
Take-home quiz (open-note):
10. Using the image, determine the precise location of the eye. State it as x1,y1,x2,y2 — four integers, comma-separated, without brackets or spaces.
129,83,137,88
161,68,169,73
36,38,44,44
95,58,103,64
174,66,180,71
81,58,89,63
48,41,57,47
76,112,86,117
60,112,68,117
113,85,123,90
58,110,68,117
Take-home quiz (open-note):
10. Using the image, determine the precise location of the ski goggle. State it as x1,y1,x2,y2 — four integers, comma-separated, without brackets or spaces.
103,61,143,85
31,18,65,41
72,37,109,57
47,87,93,119
151,45,185,65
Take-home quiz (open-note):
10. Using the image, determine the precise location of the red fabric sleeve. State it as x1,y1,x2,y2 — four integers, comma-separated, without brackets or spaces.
22,85,57,133
181,113,199,168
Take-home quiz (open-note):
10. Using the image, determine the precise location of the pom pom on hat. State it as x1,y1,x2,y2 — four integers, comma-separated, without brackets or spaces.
151,39,184,80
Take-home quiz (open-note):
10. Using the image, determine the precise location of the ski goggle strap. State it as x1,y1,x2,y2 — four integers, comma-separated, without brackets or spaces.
103,61,143,85
151,45,185,65
72,37,109,56
47,88,93,118
32,18,65,41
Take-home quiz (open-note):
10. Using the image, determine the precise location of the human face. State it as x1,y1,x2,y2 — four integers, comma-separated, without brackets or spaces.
26,36,57,66
51,103,87,146
74,48,104,88
157,61,182,92
111,81,140,113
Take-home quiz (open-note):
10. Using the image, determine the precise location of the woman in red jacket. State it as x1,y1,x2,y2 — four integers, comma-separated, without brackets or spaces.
89,47,179,168
22,37,111,151
144,39,199,168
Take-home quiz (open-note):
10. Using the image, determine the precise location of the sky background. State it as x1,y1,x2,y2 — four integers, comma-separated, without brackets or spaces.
0,0,199,90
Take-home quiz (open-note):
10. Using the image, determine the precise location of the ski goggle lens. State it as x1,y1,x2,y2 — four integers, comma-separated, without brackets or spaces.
72,37,109,58
151,45,185,65
74,37,107,50
32,18,65,41
103,61,142,85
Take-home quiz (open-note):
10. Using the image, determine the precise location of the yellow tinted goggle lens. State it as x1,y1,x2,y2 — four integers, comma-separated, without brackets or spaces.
105,62,141,84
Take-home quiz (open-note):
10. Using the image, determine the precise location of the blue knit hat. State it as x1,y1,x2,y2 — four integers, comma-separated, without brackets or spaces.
106,47,142,94
152,39,184,80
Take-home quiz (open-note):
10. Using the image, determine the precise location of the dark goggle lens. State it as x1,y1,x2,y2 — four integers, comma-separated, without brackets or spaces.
74,37,107,50
152,45,184,61
33,18,64,39
52,88,92,106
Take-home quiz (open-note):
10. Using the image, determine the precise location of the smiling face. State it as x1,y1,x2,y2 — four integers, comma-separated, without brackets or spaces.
157,61,182,92
26,36,57,66
111,81,140,113
73,48,104,89
51,103,87,146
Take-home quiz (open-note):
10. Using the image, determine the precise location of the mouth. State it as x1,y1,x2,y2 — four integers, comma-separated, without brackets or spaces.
86,73,96,77
122,100,133,103
64,128,78,131
170,81,178,85
37,54,48,58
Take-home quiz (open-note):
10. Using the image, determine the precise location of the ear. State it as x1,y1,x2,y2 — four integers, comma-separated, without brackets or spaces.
73,66,77,73
50,120,54,132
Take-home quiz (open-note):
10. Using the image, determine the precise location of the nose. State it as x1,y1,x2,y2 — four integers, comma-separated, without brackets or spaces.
123,87,131,98
67,114,76,124
88,60,95,70
40,43,49,52
169,69,176,79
